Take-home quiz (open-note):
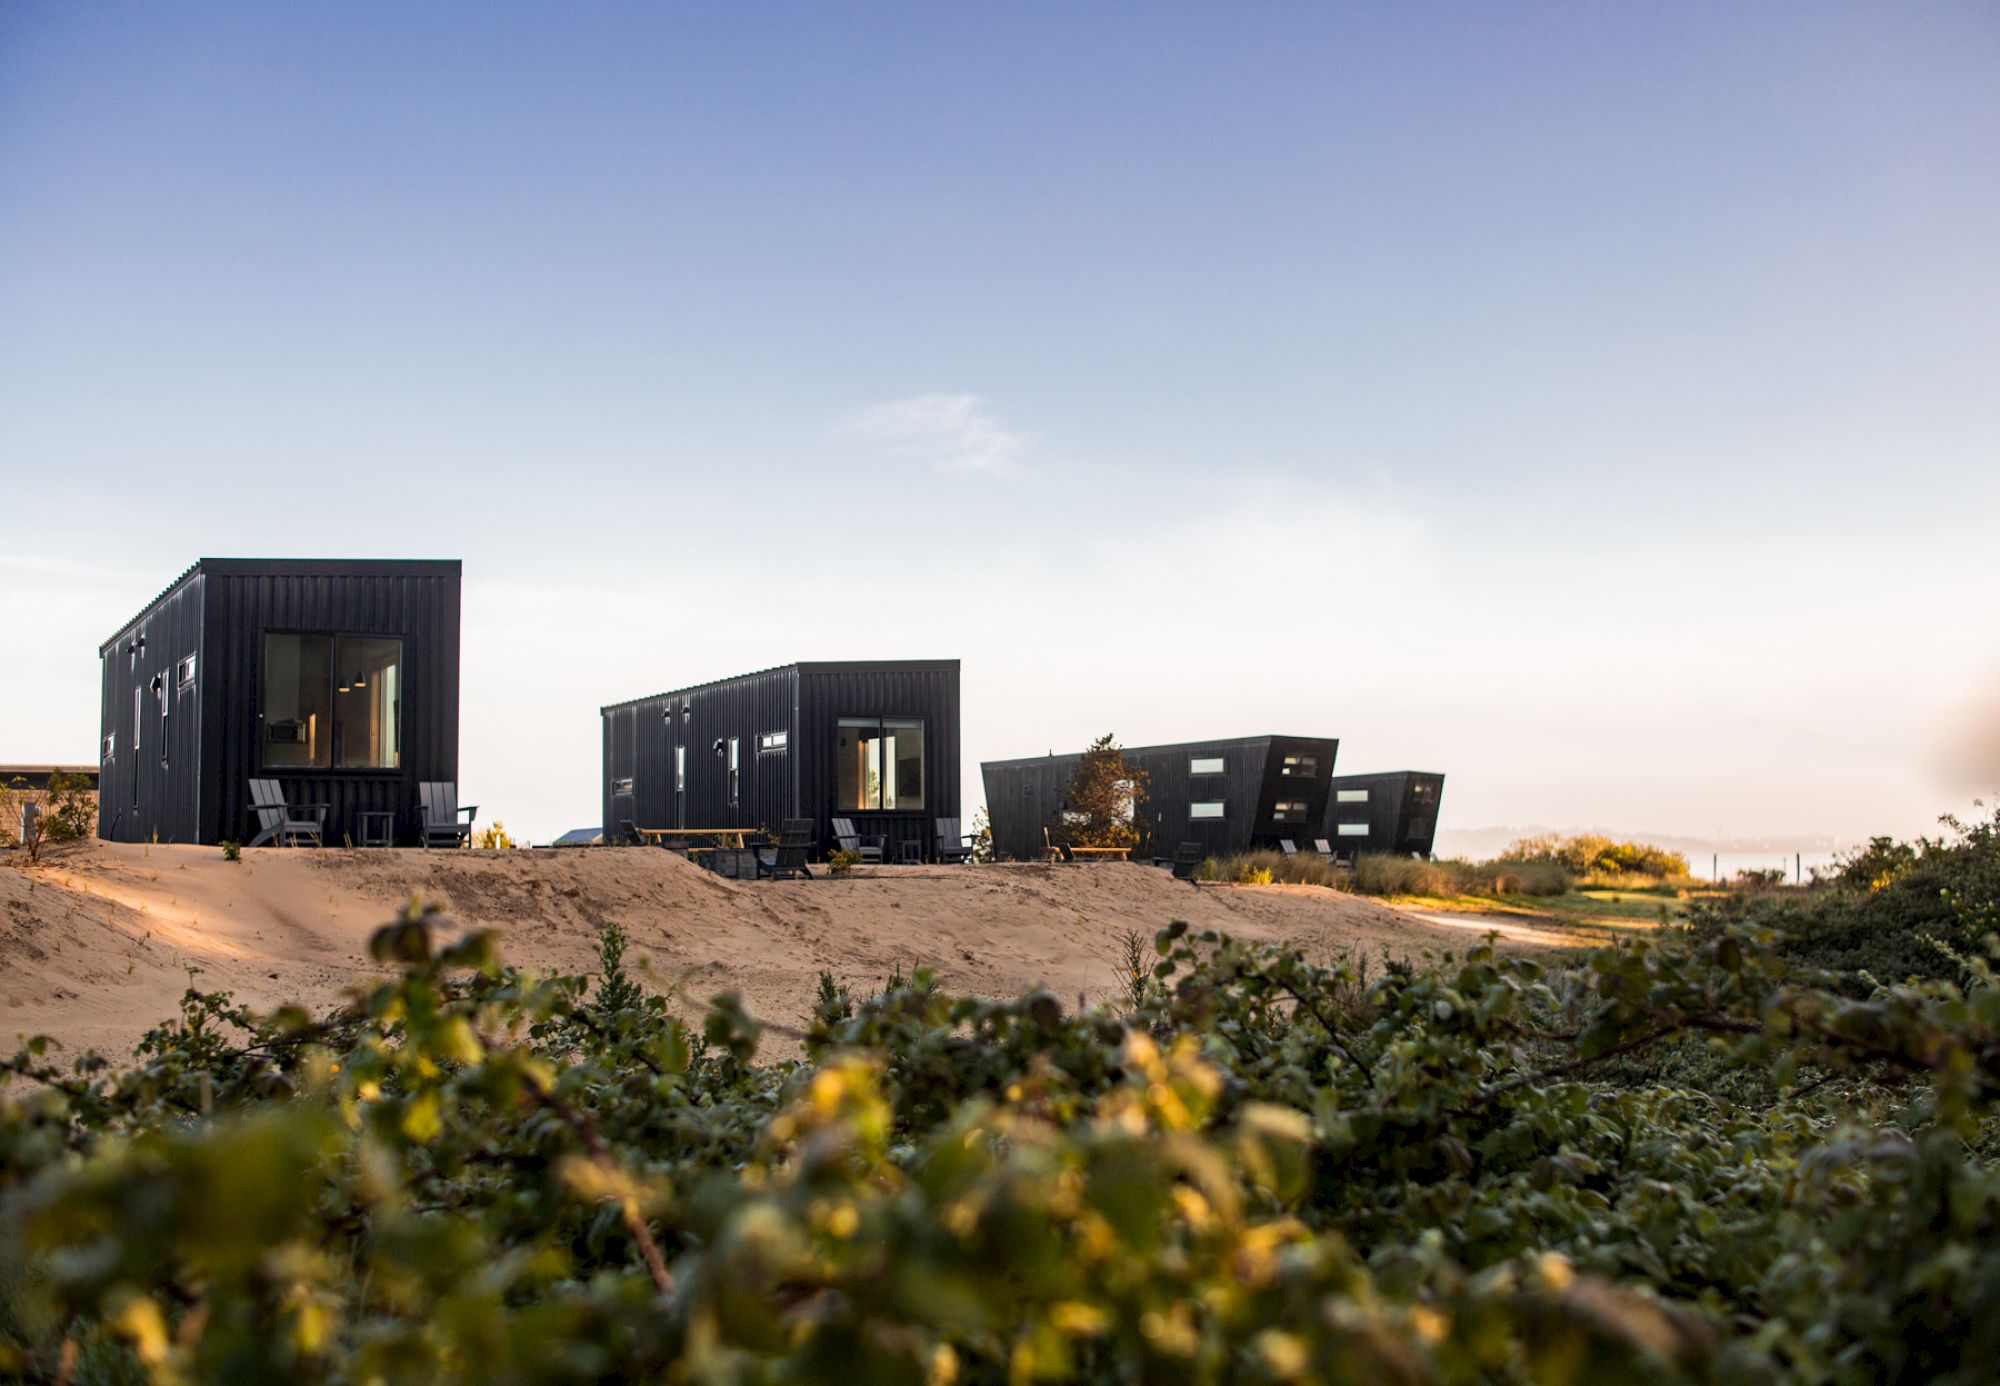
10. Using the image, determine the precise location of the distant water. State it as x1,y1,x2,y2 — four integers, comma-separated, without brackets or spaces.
1689,851,1843,884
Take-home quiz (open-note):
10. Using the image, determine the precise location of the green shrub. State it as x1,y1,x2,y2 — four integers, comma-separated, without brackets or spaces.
1691,807,2000,988
1504,832,1688,882
220,840,241,863
1347,854,1571,898
7,820,2000,1382
827,847,862,877
1201,849,1340,887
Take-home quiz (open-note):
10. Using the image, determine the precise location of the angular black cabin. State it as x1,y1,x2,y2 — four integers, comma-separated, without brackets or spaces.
98,559,462,845
601,660,960,860
1322,771,1445,860
981,735,1338,862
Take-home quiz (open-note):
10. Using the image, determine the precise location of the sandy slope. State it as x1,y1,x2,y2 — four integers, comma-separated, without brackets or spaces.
1,841,1559,1060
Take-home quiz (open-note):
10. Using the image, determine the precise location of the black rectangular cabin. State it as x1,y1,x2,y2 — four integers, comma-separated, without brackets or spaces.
981,735,1339,862
1322,771,1446,860
98,559,462,846
601,660,961,861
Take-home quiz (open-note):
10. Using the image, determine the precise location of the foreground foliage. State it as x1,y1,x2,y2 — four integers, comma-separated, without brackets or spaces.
5,816,2000,1383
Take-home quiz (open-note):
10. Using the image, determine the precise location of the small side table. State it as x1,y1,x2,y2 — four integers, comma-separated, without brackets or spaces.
899,839,925,865
357,811,396,848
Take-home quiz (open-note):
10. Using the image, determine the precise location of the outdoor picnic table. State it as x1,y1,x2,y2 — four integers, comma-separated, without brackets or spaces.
634,827,759,849
1066,846,1132,861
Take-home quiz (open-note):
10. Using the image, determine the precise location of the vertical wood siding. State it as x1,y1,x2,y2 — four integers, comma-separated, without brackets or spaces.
97,569,205,843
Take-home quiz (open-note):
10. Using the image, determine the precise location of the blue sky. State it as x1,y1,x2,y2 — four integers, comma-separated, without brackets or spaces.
4,3,1997,846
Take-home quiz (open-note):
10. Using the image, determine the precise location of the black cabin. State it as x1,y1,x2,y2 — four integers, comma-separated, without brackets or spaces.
981,735,1339,862
98,558,462,845
601,660,961,860
1322,771,1446,859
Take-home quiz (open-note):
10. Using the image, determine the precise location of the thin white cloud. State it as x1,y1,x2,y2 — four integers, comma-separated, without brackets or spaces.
843,393,1026,477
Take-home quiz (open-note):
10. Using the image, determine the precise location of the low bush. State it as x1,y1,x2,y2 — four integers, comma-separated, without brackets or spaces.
1348,854,1572,898
1505,832,1689,882
1691,807,2000,988
7,848,2000,1382
1200,849,1340,887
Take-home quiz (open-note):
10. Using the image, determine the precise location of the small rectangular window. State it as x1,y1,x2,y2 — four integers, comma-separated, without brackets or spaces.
1272,800,1308,823
102,733,115,761
611,777,634,795
675,746,686,792
177,654,197,688
1337,822,1370,837
758,730,788,752
1189,801,1225,820
1189,756,1225,776
1280,755,1318,777
134,688,142,755
728,737,740,804
1336,788,1370,803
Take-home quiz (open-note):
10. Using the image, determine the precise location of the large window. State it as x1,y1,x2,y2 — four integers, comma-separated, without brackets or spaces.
836,717,924,811
263,633,402,769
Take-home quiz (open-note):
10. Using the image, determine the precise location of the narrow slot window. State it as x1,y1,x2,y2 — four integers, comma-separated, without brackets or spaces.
674,745,686,792
728,737,740,806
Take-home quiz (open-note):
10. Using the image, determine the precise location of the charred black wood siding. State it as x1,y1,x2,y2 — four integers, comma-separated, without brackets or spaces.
98,559,461,846
982,735,1337,862
602,660,959,859
98,567,206,843
1322,772,1446,858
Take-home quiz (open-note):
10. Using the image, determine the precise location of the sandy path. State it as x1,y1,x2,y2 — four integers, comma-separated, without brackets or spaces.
3,843,1559,1061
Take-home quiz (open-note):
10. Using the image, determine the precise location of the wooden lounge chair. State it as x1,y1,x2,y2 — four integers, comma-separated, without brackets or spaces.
831,816,883,865
420,781,477,849
619,818,649,846
1169,841,1205,882
757,818,815,880
1042,826,1074,863
1279,839,1299,856
1315,838,1357,867
934,817,976,865
246,777,326,847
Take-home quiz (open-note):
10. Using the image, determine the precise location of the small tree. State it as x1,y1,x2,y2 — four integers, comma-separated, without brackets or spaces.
1051,734,1148,851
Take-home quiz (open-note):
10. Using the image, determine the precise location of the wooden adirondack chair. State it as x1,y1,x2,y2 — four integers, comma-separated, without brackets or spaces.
246,778,327,847
934,817,976,865
1170,841,1205,882
420,782,477,848
831,817,883,865
757,817,815,880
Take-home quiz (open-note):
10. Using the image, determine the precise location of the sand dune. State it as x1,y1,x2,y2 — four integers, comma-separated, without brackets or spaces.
2,842,1557,1060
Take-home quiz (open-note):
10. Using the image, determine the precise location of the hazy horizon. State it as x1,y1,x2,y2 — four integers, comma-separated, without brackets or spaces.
5,5,1998,847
